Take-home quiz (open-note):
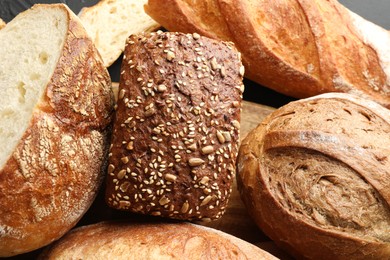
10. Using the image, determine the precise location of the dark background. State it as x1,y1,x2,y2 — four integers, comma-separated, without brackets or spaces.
0,0,389,259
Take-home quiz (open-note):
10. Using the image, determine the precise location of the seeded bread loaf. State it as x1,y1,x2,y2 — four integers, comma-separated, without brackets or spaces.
145,0,390,108
106,31,244,220
78,0,160,67
39,221,278,259
237,93,390,259
0,4,113,257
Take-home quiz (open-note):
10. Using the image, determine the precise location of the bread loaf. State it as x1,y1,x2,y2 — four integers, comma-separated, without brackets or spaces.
39,221,278,259
237,93,390,259
106,31,244,220
145,0,390,108
78,0,160,67
0,4,114,256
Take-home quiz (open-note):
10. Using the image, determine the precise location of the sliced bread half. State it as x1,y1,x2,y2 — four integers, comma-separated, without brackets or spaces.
0,4,114,257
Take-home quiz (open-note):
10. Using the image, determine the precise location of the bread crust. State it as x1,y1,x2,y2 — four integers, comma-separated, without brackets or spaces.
145,0,390,108
105,31,243,220
0,4,114,257
0,18,5,29
237,93,390,259
39,221,278,259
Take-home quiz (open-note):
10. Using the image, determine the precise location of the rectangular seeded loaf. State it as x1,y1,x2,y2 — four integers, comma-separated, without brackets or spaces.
106,31,244,220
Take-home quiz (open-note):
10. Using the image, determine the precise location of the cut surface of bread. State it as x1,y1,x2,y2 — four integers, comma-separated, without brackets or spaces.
79,0,160,67
0,4,113,257
0,7,67,167
237,93,390,259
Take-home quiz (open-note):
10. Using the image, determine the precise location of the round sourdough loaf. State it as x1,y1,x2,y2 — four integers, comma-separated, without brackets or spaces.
106,31,244,220
237,93,390,259
0,4,113,257
39,221,278,259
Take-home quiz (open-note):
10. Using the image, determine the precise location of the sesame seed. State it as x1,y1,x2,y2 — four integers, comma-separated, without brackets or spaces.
239,65,245,76
210,57,219,70
157,84,167,92
222,131,232,142
192,33,201,40
220,66,226,77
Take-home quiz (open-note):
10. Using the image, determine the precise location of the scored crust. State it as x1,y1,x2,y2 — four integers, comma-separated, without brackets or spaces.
145,0,390,108
39,221,278,259
0,4,114,257
237,93,390,259
106,31,244,220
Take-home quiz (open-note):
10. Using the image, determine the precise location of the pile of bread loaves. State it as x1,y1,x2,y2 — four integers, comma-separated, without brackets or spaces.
0,0,389,259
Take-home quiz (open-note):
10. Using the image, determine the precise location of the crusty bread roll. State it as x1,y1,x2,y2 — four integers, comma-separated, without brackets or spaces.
106,31,244,220
237,93,390,259
145,0,390,108
0,4,114,257
39,221,278,259
78,0,160,67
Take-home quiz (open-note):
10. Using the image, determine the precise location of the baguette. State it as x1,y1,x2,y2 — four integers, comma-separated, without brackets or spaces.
39,221,278,259
145,0,390,108
79,0,160,67
106,31,244,220
237,93,390,259
0,4,114,256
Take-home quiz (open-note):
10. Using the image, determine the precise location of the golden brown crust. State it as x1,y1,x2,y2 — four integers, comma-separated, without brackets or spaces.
145,0,390,108
0,18,5,29
0,4,114,257
237,93,390,259
39,221,278,259
105,31,243,220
